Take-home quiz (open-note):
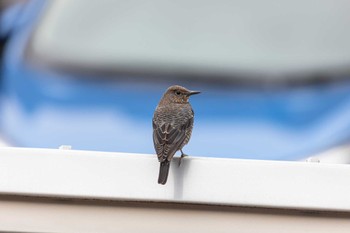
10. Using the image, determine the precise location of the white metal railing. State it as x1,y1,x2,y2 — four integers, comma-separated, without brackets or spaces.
0,147,349,212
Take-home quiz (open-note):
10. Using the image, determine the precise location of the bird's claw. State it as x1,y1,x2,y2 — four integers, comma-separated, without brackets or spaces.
178,151,188,167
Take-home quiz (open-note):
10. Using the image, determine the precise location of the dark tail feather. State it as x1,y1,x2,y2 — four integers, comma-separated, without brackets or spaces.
158,161,170,185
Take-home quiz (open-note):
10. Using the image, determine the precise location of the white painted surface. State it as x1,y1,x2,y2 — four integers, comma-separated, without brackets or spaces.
0,200,349,233
0,147,349,212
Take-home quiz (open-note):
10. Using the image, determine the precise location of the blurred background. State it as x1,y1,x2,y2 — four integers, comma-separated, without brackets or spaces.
1,0,350,161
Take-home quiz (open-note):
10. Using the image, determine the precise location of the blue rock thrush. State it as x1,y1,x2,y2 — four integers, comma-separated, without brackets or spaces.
153,85,200,185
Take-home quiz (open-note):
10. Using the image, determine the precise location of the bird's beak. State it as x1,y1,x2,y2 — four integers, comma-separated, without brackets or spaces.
188,90,201,96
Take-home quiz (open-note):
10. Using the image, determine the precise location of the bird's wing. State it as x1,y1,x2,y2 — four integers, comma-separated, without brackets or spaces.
153,116,193,162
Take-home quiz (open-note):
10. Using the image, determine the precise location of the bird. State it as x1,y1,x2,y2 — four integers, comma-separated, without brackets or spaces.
152,85,200,185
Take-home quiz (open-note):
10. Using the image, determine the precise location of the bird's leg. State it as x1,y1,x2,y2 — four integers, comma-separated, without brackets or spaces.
178,149,188,166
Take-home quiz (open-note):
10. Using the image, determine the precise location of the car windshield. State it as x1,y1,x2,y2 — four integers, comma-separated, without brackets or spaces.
29,0,350,79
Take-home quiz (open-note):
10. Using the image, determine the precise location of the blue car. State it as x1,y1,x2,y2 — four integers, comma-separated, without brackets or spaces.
2,0,350,160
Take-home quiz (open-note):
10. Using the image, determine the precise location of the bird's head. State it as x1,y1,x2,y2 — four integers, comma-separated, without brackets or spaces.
162,85,200,104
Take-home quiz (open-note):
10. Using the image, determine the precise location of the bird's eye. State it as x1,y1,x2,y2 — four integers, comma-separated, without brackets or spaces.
175,91,181,96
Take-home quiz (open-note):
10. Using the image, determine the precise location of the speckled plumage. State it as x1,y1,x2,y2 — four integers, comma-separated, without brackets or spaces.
153,85,200,185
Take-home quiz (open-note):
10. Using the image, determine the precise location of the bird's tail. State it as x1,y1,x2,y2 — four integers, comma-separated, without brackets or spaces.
158,161,170,185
